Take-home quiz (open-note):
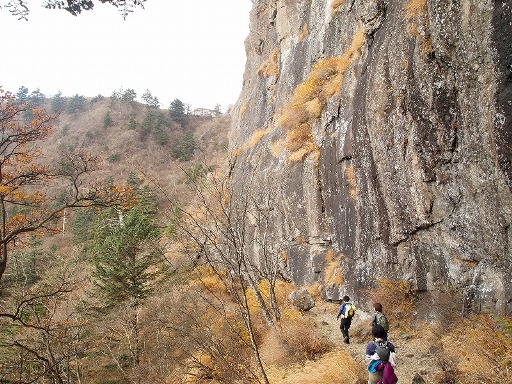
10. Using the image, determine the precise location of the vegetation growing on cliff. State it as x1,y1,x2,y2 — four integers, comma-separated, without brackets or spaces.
405,0,433,55
330,0,346,13
258,49,280,79
277,28,365,162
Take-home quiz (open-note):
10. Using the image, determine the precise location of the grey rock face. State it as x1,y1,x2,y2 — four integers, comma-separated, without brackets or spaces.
230,0,511,314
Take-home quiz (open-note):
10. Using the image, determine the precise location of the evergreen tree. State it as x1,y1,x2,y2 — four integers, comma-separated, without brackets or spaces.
67,94,86,113
128,117,137,130
171,130,196,161
169,98,187,126
140,109,167,143
51,91,67,113
141,89,160,108
90,191,162,307
91,94,104,103
122,88,137,102
28,88,45,106
16,86,29,103
72,207,97,245
103,111,113,128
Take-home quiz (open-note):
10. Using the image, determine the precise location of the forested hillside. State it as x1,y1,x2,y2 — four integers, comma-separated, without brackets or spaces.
1,0,512,379
0,87,510,384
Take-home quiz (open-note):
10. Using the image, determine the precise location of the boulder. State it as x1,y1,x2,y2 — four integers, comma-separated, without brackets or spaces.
288,289,315,312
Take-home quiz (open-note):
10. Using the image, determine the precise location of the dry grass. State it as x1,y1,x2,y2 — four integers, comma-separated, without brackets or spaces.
439,314,512,383
277,28,365,162
277,316,335,362
345,164,358,200
330,0,346,13
248,127,272,148
368,278,415,332
229,145,245,157
271,137,285,158
405,0,427,18
323,250,344,286
266,349,362,384
238,100,248,120
247,280,337,368
298,23,309,42
258,49,280,78
404,0,433,55
192,265,228,295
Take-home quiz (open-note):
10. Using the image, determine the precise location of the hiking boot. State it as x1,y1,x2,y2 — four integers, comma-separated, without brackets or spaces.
344,337,350,344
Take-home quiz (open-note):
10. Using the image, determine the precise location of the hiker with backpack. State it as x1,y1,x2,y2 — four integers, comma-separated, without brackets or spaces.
336,295,356,344
370,302,389,340
365,325,398,384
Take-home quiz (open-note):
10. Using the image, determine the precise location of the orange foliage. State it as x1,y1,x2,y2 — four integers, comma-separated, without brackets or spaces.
0,89,130,279
277,28,365,162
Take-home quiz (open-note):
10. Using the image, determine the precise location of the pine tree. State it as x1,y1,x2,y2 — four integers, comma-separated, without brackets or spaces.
15,86,29,103
171,130,196,161
141,89,160,108
51,91,67,113
90,196,163,307
169,98,187,126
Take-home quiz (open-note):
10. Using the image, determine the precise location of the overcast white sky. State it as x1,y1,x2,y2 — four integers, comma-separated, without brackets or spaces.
0,1,251,111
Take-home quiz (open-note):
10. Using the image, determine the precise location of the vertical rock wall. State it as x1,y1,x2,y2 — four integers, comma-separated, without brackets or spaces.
230,0,511,313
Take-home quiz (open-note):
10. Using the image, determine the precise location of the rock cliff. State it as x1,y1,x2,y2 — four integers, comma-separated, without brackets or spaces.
229,0,511,313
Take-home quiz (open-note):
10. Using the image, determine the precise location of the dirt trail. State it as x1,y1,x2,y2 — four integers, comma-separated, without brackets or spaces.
305,300,433,384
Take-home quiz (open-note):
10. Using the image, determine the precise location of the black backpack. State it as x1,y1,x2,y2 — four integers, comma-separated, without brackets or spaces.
374,340,390,361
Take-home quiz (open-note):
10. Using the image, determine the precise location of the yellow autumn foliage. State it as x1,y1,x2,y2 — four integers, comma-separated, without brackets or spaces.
277,28,365,162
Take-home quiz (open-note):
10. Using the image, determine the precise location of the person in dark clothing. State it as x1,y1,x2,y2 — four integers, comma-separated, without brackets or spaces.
336,295,356,344
370,302,389,340
365,325,398,384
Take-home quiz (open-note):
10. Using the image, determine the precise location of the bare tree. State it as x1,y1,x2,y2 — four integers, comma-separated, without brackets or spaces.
0,256,89,384
0,89,131,284
165,160,288,384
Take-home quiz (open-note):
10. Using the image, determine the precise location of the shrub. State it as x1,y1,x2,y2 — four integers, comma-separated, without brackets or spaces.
91,94,104,103
107,153,120,163
128,117,137,130
171,131,196,161
248,127,272,148
258,49,280,78
278,311,335,361
103,111,112,128
67,94,86,113
368,278,415,332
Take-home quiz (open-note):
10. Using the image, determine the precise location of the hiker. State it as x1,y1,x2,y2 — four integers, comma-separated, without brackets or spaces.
365,325,397,384
370,302,389,340
336,295,356,344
